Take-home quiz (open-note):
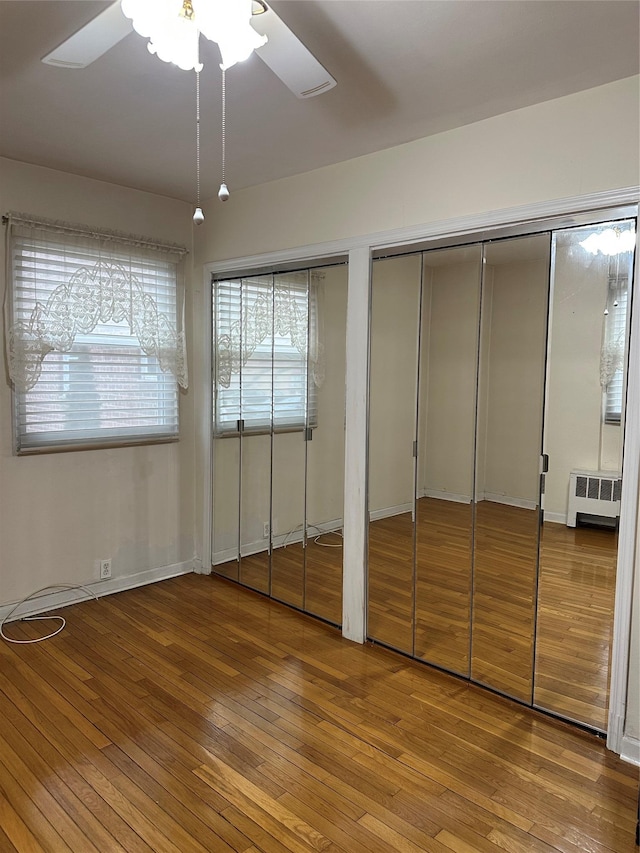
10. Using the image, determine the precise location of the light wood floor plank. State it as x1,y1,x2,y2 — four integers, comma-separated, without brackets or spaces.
0,573,636,852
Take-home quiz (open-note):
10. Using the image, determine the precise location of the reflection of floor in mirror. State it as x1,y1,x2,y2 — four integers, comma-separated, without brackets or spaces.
415,499,473,677
367,511,415,654
367,499,617,730
368,499,541,699
304,535,343,625
270,542,305,609
212,558,239,583
535,520,617,731
238,552,270,594
213,539,343,627
472,500,539,704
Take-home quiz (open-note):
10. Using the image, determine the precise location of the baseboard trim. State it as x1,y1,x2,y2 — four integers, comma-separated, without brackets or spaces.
0,560,194,624
369,503,413,522
212,518,345,566
213,547,238,566
192,556,210,575
620,734,640,766
543,511,567,525
481,493,538,511
422,489,472,504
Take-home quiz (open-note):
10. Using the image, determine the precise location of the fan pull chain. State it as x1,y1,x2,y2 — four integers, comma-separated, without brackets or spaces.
193,69,205,224
218,68,230,201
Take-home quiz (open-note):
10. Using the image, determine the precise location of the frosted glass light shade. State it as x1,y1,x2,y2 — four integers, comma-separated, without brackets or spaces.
580,227,636,256
121,0,267,71
196,0,267,70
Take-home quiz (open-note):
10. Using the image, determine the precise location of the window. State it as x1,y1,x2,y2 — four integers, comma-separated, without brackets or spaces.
602,276,628,425
5,216,187,453
214,274,319,434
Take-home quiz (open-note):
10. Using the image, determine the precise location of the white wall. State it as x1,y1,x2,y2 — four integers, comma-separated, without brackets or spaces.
0,158,195,609
194,75,639,755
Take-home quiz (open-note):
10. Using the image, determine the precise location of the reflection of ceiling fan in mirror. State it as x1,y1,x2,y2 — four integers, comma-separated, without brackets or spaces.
41,0,337,99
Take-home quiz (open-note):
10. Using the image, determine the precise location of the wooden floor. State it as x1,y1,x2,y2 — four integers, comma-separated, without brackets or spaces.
0,573,637,852
215,532,343,627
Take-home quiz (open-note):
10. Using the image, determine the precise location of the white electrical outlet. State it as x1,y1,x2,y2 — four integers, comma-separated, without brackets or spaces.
99,558,112,579
263,522,270,538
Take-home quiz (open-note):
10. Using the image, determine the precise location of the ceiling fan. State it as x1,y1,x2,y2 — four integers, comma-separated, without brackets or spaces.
41,0,337,99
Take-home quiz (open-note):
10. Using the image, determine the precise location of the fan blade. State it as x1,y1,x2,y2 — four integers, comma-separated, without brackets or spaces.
251,5,336,98
42,2,132,69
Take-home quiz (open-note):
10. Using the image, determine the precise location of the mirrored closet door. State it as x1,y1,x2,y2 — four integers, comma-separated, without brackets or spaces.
212,277,242,584
534,218,636,731
238,274,274,595
414,245,482,677
471,235,550,702
368,254,422,654
211,264,347,626
367,236,550,697
305,268,348,624
270,271,309,608
366,208,636,730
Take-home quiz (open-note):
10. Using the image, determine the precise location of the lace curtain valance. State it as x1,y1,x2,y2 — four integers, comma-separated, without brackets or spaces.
216,275,325,390
3,213,189,391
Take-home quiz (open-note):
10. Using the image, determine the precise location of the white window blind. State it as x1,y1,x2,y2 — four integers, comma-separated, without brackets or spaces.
603,280,628,424
6,218,186,453
214,274,317,434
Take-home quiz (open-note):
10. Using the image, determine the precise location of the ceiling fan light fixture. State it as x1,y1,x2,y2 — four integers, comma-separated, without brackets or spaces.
149,14,202,71
120,0,266,71
195,0,267,69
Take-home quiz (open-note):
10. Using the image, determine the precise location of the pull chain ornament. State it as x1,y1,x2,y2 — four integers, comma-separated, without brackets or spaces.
193,68,205,224
218,68,230,201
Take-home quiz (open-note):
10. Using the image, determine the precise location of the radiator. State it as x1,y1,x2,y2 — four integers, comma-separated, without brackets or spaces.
567,470,621,527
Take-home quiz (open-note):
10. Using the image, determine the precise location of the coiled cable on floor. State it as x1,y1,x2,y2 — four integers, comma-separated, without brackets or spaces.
0,583,99,645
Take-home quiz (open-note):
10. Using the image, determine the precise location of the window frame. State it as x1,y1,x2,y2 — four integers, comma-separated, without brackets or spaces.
7,222,185,455
603,276,629,426
213,274,318,437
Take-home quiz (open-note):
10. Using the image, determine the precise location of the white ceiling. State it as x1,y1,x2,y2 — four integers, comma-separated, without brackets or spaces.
1,1,639,203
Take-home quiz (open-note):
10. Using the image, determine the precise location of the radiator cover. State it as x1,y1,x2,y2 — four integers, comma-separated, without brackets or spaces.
567,469,621,527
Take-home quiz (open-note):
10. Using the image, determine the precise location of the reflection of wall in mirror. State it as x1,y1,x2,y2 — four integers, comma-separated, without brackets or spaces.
479,259,548,507
372,255,549,515
213,437,240,558
544,243,623,522
369,255,421,515
419,261,479,504
305,268,347,532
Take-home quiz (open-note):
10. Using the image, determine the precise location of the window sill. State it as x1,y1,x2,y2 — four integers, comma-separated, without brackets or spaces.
16,435,179,456
214,424,317,439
